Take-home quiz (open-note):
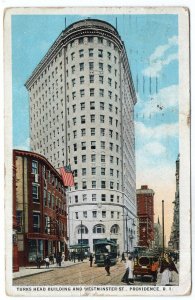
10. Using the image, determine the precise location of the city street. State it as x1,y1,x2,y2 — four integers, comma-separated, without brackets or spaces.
13,260,179,286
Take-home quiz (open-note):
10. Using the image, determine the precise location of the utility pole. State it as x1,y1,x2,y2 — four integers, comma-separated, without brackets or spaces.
162,200,165,255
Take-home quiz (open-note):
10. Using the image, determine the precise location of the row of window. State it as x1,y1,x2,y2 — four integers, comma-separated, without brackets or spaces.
77,224,119,235
71,193,119,203
69,89,118,102
69,75,118,87
75,210,120,220
71,140,120,151
73,167,119,178
73,181,120,190
68,36,117,48
67,48,117,62
72,154,120,165
31,161,66,195
67,63,117,76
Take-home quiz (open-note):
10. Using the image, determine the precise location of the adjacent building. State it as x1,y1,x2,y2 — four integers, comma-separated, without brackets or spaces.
168,155,180,250
13,150,68,266
136,185,154,248
25,19,137,253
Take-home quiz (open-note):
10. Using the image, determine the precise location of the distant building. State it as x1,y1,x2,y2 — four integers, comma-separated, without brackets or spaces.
168,155,180,250
13,150,68,266
136,185,154,248
154,217,163,248
25,19,137,253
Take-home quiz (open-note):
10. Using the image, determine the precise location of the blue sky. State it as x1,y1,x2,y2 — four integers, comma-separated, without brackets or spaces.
12,14,179,239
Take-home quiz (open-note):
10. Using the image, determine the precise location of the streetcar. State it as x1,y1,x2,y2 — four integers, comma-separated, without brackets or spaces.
94,239,117,266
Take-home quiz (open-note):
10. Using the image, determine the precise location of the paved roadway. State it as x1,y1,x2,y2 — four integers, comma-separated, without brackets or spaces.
13,261,159,286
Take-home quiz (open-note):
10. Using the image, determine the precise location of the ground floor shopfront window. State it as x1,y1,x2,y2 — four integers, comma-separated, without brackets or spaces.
28,239,43,262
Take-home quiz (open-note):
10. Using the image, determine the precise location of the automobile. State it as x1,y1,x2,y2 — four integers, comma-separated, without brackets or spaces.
133,255,156,279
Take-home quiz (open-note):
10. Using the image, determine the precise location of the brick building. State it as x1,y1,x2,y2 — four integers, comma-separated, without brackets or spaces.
13,150,68,266
136,185,154,248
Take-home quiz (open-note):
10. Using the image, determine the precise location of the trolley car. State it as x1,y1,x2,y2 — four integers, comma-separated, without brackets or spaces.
94,239,117,266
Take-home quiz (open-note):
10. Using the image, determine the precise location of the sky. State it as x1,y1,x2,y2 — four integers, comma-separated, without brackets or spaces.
12,13,179,243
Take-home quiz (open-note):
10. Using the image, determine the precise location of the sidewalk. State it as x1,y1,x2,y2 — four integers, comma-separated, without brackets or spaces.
13,260,85,280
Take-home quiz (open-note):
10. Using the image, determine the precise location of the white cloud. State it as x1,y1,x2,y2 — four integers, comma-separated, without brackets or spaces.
136,84,178,116
142,35,178,77
144,142,166,156
14,138,30,151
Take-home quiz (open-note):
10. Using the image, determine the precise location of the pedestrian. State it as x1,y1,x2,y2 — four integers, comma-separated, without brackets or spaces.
72,251,76,263
49,254,54,265
125,256,134,284
151,257,159,282
104,255,111,276
57,252,62,267
35,256,42,269
44,256,50,268
89,253,94,267
61,252,65,264
160,253,178,286
121,252,126,262
121,260,129,283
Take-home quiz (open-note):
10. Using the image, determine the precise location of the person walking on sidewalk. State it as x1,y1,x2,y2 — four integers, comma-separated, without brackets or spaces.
104,255,111,276
35,256,42,269
44,256,50,268
126,256,134,284
160,253,178,286
151,257,159,282
89,253,94,267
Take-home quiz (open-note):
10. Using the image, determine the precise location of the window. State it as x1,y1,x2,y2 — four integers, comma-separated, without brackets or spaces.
99,63,103,71
89,48,93,57
16,211,23,233
83,194,87,201
32,184,39,202
109,130,113,138
82,168,86,176
99,89,104,97
109,117,113,125
115,69,117,76
83,211,87,218
90,88,94,96
73,117,76,125
101,168,105,175
117,212,120,219
99,76,103,84
98,37,103,44
110,156,113,163
74,170,78,177
91,154,96,162
117,183,119,190
91,167,96,175
81,128,86,136
73,143,77,151
98,49,103,57
110,169,114,176
110,181,114,189
73,130,77,138
108,65,112,73
32,161,38,174
92,211,97,218
108,91,112,99
88,37,94,43
110,194,114,202
72,92,76,99
111,224,119,234
89,75,94,83
89,62,94,70
100,128,105,136
90,101,95,110
101,141,105,149
91,141,96,149
81,115,85,124
75,195,78,203
80,89,85,97
74,156,77,164
108,78,112,86
71,65,75,74
81,142,86,150
107,51,111,59
109,143,113,151
90,114,95,122
101,181,106,188
92,181,96,188
111,211,114,219
100,102,104,110
93,224,105,234
116,157,119,165
80,76,84,84
101,155,105,162
71,52,75,60
75,212,78,219
80,63,84,71
80,102,85,110
109,104,113,112
101,194,106,201
79,49,84,57
82,155,86,163
75,183,78,190
82,181,87,189
100,115,104,123
33,212,40,233
102,211,106,218
91,128,95,136
117,196,120,203
92,194,96,201
116,145,119,152
79,37,84,44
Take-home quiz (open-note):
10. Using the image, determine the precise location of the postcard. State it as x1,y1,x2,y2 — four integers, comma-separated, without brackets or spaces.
4,6,191,296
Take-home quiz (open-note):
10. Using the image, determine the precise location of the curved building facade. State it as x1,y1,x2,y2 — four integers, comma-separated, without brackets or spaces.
25,19,137,253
